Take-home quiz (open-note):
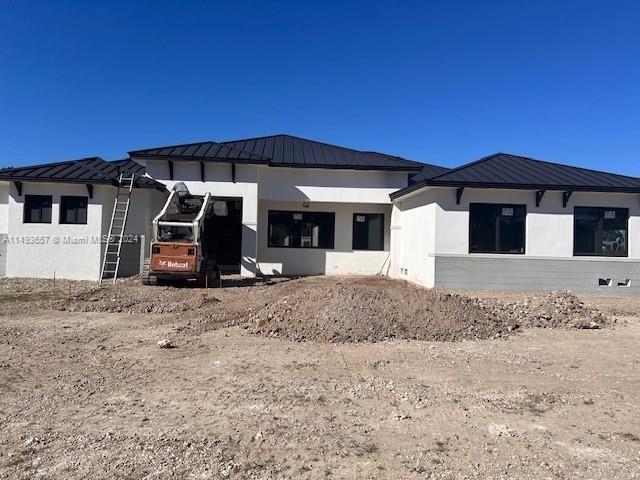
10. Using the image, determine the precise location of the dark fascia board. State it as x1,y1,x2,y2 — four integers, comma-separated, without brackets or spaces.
390,180,640,200
132,154,424,172
0,176,111,185
269,162,423,172
130,153,268,165
0,175,166,191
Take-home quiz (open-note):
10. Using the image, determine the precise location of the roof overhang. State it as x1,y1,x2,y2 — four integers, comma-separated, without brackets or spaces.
129,153,268,166
131,154,424,172
269,162,423,172
0,175,166,192
390,181,640,201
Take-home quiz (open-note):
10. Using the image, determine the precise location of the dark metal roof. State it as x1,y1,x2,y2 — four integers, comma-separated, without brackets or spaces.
408,163,451,184
129,141,270,164
219,135,425,171
0,157,165,190
130,134,433,172
391,153,640,200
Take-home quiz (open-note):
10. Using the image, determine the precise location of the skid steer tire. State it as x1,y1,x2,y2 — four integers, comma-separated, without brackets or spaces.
141,258,157,286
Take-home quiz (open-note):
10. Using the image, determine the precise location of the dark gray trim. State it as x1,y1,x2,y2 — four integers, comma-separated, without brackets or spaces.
563,191,573,208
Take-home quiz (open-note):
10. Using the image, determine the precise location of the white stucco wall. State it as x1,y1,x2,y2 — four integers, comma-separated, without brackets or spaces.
6,182,106,280
390,188,438,287
258,166,409,204
257,200,392,276
4,182,164,281
0,182,9,234
139,158,410,277
433,188,640,258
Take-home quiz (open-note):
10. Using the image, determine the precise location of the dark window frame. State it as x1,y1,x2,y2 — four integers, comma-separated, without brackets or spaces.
267,210,335,249
573,206,629,257
352,213,385,251
59,195,88,225
23,194,52,224
468,203,527,255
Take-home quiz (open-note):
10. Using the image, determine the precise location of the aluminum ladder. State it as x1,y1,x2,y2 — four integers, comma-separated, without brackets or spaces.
100,173,135,284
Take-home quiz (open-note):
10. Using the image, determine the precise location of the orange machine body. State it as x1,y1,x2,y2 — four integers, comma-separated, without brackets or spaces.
149,242,198,273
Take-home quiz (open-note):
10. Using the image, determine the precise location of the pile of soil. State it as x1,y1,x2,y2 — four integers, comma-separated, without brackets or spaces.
249,279,610,343
53,285,220,315
249,278,517,342
0,276,611,343
497,290,610,329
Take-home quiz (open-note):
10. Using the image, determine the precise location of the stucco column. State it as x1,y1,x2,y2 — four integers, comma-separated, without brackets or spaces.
389,202,402,278
240,187,258,277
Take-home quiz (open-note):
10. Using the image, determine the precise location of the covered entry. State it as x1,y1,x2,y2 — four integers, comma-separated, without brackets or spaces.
203,197,243,273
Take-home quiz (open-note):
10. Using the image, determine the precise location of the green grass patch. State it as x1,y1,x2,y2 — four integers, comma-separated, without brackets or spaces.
0,292,64,302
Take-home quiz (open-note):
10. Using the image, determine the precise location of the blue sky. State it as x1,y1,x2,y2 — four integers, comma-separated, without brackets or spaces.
1,1,639,175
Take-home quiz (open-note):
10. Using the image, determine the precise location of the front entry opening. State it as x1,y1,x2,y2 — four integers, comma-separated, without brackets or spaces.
203,197,243,273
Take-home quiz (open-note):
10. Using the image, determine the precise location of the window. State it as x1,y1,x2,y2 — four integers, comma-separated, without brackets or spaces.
469,203,526,254
353,213,384,250
268,210,335,248
60,196,88,224
574,207,628,257
23,195,52,223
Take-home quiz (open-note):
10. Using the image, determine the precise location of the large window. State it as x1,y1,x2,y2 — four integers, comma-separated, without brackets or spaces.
574,207,628,257
23,195,52,223
469,203,526,254
353,213,384,250
60,196,88,224
268,210,335,249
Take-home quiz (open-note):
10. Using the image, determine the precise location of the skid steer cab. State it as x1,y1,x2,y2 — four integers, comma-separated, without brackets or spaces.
142,183,219,287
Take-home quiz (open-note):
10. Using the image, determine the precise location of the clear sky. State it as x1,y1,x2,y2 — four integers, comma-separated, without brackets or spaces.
1,1,639,175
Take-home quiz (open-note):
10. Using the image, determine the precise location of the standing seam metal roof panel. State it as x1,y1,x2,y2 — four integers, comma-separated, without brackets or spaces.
391,153,640,200
129,134,434,171
0,157,165,190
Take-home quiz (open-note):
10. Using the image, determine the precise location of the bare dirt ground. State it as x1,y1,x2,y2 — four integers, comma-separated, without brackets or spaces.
0,276,639,479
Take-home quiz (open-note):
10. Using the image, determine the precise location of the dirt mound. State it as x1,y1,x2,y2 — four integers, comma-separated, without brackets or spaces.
53,285,220,315
249,279,611,343
249,278,517,342
498,290,610,329
0,276,611,343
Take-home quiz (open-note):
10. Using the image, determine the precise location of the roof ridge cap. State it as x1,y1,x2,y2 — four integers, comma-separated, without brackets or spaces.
128,140,216,155
425,153,501,181
221,133,420,161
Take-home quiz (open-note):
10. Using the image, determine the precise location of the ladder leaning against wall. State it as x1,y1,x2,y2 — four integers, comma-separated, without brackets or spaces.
100,173,135,284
